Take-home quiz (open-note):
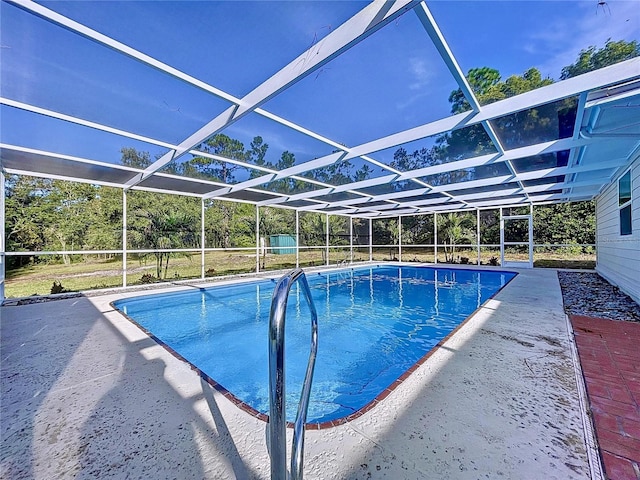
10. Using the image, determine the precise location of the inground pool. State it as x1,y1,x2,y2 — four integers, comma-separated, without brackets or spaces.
113,265,516,426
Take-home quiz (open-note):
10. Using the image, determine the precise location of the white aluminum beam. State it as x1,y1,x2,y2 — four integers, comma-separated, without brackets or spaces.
0,99,289,179
455,188,521,202
0,98,177,150
258,173,399,206
395,137,594,181
322,187,433,208
344,58,640,161
259,136,596,206
233,1,420,120
469,192,596,209
204,152,346,199
0,144,141,174
2,168,127,190
380,161,620,210
585,83,640,109
331,161,620,214
7,0,242,105
328,176,609,213
1,171,5,300
127,0,420,186
429,175,514,193
259,188,335,206
257,137,616,209
7,0,431,194
414,2,480,112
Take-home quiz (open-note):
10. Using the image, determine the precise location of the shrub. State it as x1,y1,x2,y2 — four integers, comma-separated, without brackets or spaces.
488,256,499,266
460,257,469,265
50,280,68,294
139,273,157,284
559,242,583,257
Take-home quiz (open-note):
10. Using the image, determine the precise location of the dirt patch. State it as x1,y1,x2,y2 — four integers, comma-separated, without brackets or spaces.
481,329,535,348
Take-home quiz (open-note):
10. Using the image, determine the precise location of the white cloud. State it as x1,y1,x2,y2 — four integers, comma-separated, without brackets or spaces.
408,57,432,91
529,1,639,78
396,91,431,111
394,58,433,110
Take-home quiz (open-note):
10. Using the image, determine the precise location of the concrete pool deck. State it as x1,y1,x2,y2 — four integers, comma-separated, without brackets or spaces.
1,266,596,479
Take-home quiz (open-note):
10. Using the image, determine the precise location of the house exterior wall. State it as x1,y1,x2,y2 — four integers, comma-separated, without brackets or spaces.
595,156,640,305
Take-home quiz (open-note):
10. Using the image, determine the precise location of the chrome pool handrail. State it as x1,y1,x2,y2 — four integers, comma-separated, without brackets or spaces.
268,268,318,480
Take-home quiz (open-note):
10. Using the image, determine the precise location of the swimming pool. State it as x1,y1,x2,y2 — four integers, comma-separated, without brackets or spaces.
114,265,516,425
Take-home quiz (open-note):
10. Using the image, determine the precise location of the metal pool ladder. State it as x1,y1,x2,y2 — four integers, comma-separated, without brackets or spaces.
268,268,318,480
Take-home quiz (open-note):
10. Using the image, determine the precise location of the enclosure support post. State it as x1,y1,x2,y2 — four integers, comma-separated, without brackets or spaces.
398,216,402,262
499,208,505,266
256,207,260,273
0,171,5,301
434,212,438,264
349,217,353,264
325,214,329,266
477,209,481,266
529,203,534,268
369,218,373,262
201,199,206,279
122,189,127,288
296,210,300,269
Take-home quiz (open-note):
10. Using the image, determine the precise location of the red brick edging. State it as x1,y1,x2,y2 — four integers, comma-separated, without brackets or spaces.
570,315,640,480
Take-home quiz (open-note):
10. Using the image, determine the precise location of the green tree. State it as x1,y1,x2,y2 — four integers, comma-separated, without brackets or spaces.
5,176,52,266
182,134,246,182
258,207,295,267
561,39,639,80
533,201,595,249
479,210,500,245
120,147,152,168
128,193,199,279
448,66,502,114
401,215,433,245
247,136,270,179
43,181,98,263
299,213,322,244
84,185,123,255
264,151,304,194
437,212,475,263
4,176,111,266
205,200,256,249
298,212,350,263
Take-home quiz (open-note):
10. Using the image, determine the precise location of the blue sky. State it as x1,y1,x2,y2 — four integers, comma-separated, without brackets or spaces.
1,1,638,175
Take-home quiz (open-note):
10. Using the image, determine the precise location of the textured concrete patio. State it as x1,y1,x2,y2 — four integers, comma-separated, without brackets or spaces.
1,266,595,479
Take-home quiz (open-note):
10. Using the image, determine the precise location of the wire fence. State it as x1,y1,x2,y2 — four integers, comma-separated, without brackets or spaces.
3,242,597,299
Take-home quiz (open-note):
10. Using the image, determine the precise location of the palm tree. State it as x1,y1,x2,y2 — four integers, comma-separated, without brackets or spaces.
438,213,475,263
131,208,197,278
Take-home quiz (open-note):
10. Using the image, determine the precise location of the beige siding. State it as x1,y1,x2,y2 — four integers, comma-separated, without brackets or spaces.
596,157,640,305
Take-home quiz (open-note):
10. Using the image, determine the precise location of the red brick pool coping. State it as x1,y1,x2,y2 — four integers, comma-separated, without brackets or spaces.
569,315,640,480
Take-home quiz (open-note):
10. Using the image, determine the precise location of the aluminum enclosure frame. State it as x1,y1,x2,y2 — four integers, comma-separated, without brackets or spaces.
1,0,639,297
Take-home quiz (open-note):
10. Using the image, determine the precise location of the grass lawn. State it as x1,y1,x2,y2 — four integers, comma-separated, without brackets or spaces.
4,248,595,298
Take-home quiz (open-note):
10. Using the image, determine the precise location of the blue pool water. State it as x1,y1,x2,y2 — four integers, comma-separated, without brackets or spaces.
114,266,516,423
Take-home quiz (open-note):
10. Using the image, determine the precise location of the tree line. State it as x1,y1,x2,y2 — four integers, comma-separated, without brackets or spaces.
4,40,636,275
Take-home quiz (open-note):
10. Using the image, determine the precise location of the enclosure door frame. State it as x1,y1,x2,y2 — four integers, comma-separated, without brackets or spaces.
500,206,533,269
